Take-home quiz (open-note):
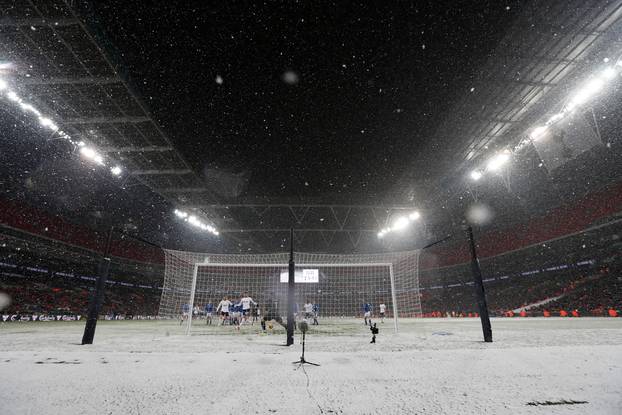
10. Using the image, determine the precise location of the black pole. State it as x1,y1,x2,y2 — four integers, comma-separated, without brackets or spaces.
466,226,493,342
286,228,295,346
81,226,114,345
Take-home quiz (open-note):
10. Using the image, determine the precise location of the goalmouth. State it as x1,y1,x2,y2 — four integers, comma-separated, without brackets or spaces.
158,250,421,335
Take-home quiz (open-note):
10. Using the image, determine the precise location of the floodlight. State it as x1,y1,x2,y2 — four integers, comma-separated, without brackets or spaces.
470,170,483,181
19,102,40,116
39,117,58,130
78,141,86,147
547,112,565,124
529,125,548,141
569,78,604,109
486,152,510,171
0,79,7,90
7,91,19,101
80,146,97,159
174,209,187,218
601,67,617,80
392,216,410,231
110,166,122,176
409,211,421,220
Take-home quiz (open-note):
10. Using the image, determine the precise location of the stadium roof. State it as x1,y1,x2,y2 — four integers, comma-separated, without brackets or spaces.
1,1,622,253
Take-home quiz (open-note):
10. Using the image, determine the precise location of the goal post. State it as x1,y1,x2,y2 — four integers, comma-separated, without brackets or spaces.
159,250,421,335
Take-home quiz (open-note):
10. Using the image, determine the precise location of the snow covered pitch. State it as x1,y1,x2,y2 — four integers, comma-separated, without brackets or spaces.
1,318,621,414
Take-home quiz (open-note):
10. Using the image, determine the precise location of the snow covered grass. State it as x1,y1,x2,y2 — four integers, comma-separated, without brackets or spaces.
1,318,621,414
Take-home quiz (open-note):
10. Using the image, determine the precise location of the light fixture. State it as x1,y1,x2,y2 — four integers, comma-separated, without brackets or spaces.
110,166,122,176
39,117,58,131
409,211,421,220
7,91,19,101
80,146,97,159
392,216,410,231
486,151,510,171
529,125,548,141
601,67,617,80
174,209,219,235
470,170,483,181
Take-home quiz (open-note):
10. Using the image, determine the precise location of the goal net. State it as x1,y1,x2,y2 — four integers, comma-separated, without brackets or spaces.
158,250,421,333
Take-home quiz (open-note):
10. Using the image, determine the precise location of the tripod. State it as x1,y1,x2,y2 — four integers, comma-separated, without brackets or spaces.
292,325,320,367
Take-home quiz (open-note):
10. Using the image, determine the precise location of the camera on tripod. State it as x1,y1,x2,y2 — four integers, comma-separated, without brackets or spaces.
370,322,379,343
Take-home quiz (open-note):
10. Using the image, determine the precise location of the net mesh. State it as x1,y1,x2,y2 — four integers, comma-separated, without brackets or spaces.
158,250,421,329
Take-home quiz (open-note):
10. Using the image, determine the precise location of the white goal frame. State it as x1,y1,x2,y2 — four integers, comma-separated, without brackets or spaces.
184,261,400,335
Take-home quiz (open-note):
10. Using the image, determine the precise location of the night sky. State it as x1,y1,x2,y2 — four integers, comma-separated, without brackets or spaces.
89,1,523,202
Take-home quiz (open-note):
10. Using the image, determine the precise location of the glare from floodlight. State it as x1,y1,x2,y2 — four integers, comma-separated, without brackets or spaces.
529,125,548,141
175,209,218,235
569,78,604,109
0,79,7,90
78,141,86,147
470,170,483,181
19,102,40,116
547,112,565,124
174,209,188,218
80,146,97,159
39,117,58,130
602,67,617,80
392,216,410,231
110,166,122,176
377,232,384,238
486,152,510,171
7,91,19,101
409,211,421,220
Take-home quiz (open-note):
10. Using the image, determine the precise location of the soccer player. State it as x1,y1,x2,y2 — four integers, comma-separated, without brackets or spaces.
239,292,257,326
216,296,232,325
231,301,242,330
312,303,320,325
303,300,314,322
205,301,214,325
363,302,372,326
379,301,387,323
180,303,190,325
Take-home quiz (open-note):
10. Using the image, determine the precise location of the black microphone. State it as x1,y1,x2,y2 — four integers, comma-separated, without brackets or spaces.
299,321,309,333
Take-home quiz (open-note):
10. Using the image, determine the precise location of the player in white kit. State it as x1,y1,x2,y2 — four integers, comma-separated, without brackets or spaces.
379,301,387,323
239,292,257,326
216,296,232,325
303,300,314,322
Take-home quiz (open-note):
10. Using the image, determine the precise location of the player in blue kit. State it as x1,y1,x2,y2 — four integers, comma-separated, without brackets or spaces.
180,303,191,325
204,301,214,325
363,302,372,326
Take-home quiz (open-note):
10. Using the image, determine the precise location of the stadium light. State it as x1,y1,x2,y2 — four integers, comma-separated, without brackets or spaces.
7,90,19,101
409,211,421,220
529,125,548,141
80,146,97,159
378,210,422,238
486,151,510,171
174,209,219,236
39,117,58,131
567,78,604,110
1,78,126,178
602,67,617,79
470,170,483,181
392,216,410,231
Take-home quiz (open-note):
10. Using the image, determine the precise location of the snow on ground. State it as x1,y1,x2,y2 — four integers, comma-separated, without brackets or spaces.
1,318,621,415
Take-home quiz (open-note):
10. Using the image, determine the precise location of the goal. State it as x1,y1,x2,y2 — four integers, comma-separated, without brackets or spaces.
158,250,421,334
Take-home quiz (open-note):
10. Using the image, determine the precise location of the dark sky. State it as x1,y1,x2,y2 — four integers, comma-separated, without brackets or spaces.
88,1,523,203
